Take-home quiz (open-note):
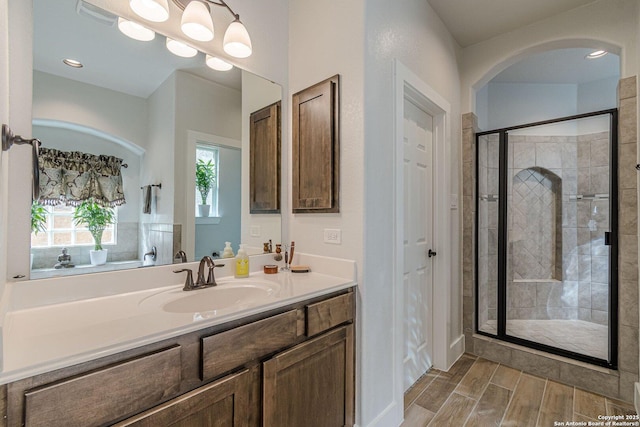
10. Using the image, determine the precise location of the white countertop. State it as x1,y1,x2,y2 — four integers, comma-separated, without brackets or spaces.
0,253,356,385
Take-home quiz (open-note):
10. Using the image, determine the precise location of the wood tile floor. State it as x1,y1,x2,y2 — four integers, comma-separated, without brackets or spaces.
402,354,637,427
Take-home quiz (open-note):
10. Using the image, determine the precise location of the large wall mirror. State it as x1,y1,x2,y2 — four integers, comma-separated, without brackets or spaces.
28,0,282,279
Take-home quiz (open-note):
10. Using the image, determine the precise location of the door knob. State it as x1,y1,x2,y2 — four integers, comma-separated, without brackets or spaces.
428,249,437,258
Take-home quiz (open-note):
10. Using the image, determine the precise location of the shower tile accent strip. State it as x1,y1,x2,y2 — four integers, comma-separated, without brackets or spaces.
461,75,639,402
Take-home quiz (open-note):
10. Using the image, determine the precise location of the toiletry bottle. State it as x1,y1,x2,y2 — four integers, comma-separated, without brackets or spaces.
222,241,235,258
235,244,249,278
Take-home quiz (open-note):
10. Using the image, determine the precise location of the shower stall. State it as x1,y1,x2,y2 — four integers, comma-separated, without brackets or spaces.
475,109,618,368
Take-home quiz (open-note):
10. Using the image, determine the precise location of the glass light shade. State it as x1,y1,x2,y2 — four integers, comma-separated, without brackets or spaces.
181,1,214,42
129,0,169,22
166,38,198,57
205,55,233,71
117,17,155,41
223,19,252,58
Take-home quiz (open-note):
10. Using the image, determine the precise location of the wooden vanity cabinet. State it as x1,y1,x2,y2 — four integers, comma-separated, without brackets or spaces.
115,369,251,427
263,325,354,427
3,288,355,427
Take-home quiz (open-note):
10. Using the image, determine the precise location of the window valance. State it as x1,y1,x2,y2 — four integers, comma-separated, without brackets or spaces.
38,147,126,207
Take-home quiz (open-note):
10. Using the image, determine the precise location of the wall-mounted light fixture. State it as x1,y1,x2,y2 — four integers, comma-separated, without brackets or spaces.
128,0,252,58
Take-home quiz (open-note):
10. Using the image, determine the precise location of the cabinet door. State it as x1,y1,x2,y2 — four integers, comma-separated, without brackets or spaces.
292,75,340,213
115,369,251,427
263,325,354,427
250,101,281,213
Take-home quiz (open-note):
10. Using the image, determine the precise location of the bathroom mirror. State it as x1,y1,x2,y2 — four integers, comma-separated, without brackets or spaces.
28,0,282,278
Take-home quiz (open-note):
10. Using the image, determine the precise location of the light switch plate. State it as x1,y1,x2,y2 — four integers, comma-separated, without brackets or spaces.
324,228,342,244
250,226,261,237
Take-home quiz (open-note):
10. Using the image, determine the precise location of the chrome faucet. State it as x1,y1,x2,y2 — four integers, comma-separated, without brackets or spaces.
174,250,187,263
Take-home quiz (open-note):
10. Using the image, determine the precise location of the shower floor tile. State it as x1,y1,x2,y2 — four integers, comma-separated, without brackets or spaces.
480,319,608,360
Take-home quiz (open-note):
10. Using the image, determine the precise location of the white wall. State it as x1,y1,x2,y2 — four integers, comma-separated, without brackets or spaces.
578,76,619,113
32,71,148,147
241,71,282,249
477,77,619,131
362,1,462,425
144,74,176,225
288,1,366,423
483,82,578,130
173,71,242,230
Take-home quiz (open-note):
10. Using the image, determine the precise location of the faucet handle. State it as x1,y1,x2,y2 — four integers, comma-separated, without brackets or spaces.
174,268,194,291
207,261,225,286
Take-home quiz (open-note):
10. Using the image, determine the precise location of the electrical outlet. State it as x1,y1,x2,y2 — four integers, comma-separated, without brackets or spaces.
324,228,342,244
250,226,261,237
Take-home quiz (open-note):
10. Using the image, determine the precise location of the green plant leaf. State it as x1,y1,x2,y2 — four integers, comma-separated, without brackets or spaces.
73,200,115,251
196,158,216,205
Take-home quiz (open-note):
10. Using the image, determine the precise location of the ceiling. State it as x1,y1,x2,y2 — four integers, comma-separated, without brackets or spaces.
34,0,241,99
34,1,616,96
427,0,598,48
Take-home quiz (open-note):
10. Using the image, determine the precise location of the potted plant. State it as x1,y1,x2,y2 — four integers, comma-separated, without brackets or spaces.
73,200,115,265
30,201,48,269
196,158,216,217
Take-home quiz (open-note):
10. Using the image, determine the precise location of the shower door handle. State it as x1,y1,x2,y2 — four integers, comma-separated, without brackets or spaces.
428,249,437,258
604,232,612,246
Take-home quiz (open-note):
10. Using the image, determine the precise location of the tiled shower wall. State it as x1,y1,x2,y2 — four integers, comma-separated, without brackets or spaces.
463,76,639,401
477,131,611,325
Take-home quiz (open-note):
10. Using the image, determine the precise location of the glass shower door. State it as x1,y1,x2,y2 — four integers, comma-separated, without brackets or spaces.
475,110,617,367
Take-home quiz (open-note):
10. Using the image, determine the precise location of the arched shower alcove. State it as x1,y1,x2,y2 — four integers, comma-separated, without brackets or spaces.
510,166,562,282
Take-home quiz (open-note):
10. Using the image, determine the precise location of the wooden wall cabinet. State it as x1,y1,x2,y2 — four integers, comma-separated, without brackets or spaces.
250,101,281,213
4,289,355,427
292,75,340,213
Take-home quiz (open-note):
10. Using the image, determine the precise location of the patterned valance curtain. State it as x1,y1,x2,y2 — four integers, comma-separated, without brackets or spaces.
38,147,126,207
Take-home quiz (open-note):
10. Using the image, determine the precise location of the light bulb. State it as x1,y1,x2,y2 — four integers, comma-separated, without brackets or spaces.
117,17,155,41
166,38,198,58
129,0,169,23
205,55,233,71
181,1,214,42
223,19,252,58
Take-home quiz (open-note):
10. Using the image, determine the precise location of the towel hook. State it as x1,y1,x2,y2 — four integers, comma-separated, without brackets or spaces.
2,124,41,201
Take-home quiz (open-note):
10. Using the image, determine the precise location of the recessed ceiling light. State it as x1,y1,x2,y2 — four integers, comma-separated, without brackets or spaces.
117,17,155,41
166,38,198,58
586,50,607,59
63,59,83,68
205,55,233,71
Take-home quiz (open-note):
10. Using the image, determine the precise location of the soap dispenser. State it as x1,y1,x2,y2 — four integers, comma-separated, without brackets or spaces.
235,244,249,278
222,241,235,258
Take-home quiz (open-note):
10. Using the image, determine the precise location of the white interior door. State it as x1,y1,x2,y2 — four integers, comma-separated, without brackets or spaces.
403,98,434,391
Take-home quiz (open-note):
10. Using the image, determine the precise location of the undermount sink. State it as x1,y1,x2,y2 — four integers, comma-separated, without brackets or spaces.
140,280,281,316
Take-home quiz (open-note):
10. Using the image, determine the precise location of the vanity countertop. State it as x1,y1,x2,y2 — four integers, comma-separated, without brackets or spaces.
0,253,356,385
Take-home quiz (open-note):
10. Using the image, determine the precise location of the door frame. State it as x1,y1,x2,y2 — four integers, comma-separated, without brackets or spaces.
393,59,454,405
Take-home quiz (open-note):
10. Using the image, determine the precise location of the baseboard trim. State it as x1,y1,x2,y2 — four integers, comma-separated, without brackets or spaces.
448,334,465,368
363,400,402,427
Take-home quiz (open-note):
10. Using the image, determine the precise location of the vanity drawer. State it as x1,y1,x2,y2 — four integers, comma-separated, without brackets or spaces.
201,310,298,381
306,292,354,336
24,345,182,427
